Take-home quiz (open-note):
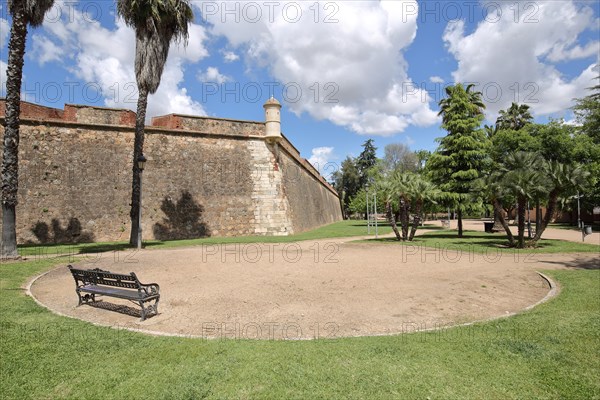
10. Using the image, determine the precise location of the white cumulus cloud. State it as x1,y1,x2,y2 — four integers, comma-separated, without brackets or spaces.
198,66,231,84
443,0,600,120
430,76,444,84
307,146,336,179
198,0,437,136
0,17,9,48
222,51,239,63
0,60,7,96
29,1,208,118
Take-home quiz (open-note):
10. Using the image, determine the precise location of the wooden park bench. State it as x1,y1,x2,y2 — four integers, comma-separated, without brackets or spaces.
68,265,160,321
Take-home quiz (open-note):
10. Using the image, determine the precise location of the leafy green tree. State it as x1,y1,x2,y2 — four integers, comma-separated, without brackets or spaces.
117,0,194,246
383,143,418,174
490,128,541,162
526,121,577,164
415,150,431,171
573,76,600,144
332,157,361,217
1,0,55,258
572,76,600,210
428,83,489,237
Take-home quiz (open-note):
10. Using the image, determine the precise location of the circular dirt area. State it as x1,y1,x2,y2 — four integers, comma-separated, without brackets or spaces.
30,239,562,340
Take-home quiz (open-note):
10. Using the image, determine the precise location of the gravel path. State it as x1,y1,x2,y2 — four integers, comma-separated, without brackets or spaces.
29,223,598,340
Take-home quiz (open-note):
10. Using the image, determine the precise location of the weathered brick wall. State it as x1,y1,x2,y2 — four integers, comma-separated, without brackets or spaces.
0,100,342,244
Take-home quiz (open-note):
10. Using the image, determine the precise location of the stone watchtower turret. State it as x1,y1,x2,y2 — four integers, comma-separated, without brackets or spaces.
263,96,282,142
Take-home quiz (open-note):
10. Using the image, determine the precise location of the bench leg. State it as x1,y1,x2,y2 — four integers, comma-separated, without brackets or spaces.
139,298,159,322
140,302,146,321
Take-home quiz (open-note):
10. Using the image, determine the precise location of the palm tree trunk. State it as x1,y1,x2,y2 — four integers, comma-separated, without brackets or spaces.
385,201,401,241
492,206,503,232
1,8,28,259
399,197,409,241
517,196,526,248
528,191,558,246
535,199,541,232
408,200,423,241
129,88,148,246
493,198,515,246
457,208,463,237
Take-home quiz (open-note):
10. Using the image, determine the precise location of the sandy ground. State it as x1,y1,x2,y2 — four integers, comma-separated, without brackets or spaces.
29,222,599,340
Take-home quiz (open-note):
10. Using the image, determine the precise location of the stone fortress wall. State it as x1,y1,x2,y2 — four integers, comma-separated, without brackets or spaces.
0,99,342,244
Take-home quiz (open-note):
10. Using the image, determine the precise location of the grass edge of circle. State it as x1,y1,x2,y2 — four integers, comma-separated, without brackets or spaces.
1,256,599,398
16,220,599,259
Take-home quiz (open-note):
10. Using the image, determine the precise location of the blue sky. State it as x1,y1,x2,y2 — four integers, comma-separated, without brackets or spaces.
1,0,599,176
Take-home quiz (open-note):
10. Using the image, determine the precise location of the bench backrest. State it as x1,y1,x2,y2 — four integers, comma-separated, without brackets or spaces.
68,265,141,290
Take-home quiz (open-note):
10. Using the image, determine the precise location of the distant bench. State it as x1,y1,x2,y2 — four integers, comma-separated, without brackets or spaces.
68,265,160,321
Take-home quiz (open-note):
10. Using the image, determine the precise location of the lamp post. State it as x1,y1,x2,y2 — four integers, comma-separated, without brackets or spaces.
137,154,147,250
366,186,370,234
574,193,584,229
373,191,378,239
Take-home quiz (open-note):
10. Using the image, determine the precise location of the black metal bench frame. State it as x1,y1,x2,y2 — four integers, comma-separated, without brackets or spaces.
68,265,160,321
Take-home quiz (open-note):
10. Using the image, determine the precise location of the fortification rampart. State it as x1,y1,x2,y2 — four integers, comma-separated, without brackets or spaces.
0,99,342,244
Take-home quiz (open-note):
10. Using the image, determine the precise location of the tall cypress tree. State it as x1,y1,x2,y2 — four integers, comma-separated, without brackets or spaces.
428,84,489,237
357,139,377,187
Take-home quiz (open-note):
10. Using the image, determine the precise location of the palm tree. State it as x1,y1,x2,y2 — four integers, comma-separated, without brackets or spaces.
528,162,589,246
484,124,498,139
501,152,549,248
405,176,440,241
117,0,193,246
438,83,485,125
1,0,55,258
496,102,533,131
476,172,515,246
377,180,402,241
394,172,413,240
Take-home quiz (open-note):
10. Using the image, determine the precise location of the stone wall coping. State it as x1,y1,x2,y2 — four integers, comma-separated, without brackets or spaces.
65,103,135,113
276,138,339,197
151,112,265,126
0,116,135,132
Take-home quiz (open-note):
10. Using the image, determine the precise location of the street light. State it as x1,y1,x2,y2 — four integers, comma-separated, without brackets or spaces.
573,193,584,229
137,153,147,250
366,187,370,234
373,191,378,239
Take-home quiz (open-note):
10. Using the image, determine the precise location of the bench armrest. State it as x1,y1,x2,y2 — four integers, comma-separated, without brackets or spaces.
139,282,160,296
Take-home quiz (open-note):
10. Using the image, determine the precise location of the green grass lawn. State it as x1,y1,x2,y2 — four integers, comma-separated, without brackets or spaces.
17,220,399,258
0,258,598,399
361,230,600,254
18,220,451,259
550,222,600,231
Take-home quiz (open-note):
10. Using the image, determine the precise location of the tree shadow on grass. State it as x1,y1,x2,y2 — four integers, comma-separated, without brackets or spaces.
153,191,210,240
540,256,599,270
